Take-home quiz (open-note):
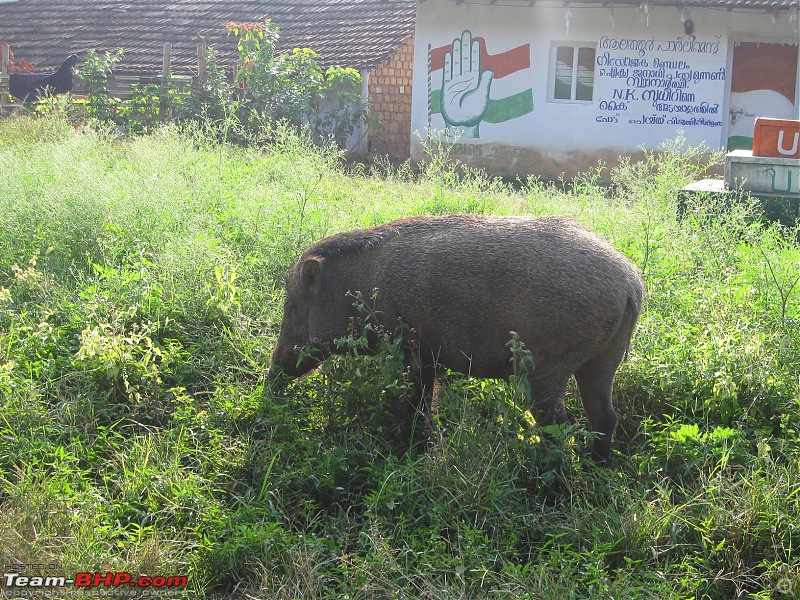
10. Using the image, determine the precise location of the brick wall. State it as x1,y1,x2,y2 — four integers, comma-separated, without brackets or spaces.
367,35,414,161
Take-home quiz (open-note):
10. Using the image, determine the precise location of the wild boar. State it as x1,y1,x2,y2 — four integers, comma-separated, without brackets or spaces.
267,214,644,461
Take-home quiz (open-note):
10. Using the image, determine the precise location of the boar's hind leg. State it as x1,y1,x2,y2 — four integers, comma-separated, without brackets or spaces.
573,353,623,463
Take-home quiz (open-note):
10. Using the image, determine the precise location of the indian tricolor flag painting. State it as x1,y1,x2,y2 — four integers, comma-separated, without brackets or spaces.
728,42,798,150
428,30,533,136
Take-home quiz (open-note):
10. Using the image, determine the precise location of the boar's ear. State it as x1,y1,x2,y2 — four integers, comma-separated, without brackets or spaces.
300,258,323,295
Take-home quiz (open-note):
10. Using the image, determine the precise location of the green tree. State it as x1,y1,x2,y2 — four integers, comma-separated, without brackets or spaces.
77,48,124,124
226,20,366,147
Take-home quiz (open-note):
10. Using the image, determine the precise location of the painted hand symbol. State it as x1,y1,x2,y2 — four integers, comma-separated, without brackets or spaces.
441,30,494,137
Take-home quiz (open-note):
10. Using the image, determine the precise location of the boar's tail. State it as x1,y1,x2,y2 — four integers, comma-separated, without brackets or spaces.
621,285,644,362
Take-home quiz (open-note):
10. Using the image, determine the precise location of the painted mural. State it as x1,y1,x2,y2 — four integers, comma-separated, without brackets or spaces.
413,0,800,177
728,42,798,150
427,30,533,138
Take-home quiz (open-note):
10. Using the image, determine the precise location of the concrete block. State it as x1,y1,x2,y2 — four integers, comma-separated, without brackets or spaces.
725,149,800,196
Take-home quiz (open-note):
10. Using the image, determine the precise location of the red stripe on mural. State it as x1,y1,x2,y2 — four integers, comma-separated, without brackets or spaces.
731,42,797,103
429,37,530,79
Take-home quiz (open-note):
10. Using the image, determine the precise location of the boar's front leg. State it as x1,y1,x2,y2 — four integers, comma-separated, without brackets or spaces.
400,344,437,416
527,373,570,426
391,348,437,449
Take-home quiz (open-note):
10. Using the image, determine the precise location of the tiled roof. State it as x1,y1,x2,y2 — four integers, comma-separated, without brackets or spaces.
0,0,417,75
592,0,796,6
451,0,798,8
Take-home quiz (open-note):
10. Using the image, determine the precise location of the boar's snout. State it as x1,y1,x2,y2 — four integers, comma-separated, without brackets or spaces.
266,346,319,384
265,362,298,387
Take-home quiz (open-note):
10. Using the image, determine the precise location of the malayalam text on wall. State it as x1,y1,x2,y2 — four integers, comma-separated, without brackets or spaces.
593,35,725,130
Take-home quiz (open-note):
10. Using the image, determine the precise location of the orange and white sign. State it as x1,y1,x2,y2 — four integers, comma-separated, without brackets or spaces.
752,118,800,159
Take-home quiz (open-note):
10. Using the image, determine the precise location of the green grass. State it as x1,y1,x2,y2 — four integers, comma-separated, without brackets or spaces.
1,116,799,598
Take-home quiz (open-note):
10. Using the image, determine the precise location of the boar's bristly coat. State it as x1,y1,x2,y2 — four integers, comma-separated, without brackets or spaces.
267,215,644,461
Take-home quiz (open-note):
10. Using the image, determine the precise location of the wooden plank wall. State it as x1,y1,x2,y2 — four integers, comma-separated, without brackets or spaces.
1,43,206,115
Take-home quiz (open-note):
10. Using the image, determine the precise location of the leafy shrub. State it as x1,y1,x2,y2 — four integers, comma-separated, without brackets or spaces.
224,20,367,147
118,83,161,135
642,419,748,481
77,48,124,124
177,46,241,142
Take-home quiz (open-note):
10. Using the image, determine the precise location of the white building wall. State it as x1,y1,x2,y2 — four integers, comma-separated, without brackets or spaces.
412,0,800,177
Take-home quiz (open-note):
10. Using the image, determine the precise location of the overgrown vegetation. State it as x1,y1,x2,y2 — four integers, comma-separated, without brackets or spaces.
0,115,799,598
225,20,366,147
47,20,367,149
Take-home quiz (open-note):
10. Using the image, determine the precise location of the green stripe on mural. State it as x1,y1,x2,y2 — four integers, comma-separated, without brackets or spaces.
430,89,533,124
727,136,753,151
431,90,442,114
484,89,533,123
